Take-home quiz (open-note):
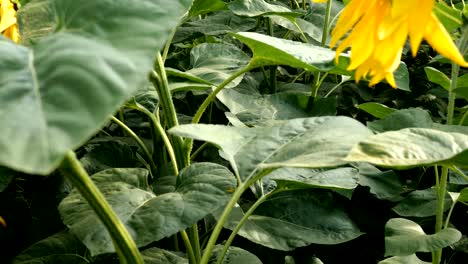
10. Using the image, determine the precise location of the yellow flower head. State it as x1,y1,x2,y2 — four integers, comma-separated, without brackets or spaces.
323,0,468,88
0,0,19,42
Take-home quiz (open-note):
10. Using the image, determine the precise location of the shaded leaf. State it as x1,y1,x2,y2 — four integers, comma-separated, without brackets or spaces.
384,218,461,256
170,116,372,180
425,67,451,91
357,163,406,202
0,166,14,192
13,231,89,264
186,43,250,87
392,188,451,217
189,0,226,17
59,164,236,255
367,108,432,132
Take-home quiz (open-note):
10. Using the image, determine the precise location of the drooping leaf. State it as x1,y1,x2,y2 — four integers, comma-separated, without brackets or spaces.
378,255,431,264
357,102,396,119
270,16,323,44
141,248,188,264
170,116,372,180
356,163,406,202
392,188,452,217
210,245,262,264
220,190,363,251
384,218,461,256
59,164,236,255
367,108,433,132
229,0,302,19
0,0,193,175
346,128,468,169
12,231,89,264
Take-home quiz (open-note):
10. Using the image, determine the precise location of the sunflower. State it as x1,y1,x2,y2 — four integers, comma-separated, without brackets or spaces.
0,0,19,42
314,0,468,87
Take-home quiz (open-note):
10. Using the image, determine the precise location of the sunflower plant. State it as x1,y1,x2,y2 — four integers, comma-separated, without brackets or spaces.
0,1,467,264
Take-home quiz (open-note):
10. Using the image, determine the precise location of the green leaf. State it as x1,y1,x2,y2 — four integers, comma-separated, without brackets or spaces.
378,255,431,264
357,103,396,119
220,190,363,250
174,11,256,43
308,97,337,116
346,128,468,169
80,140,138,175
457,187,468,203
12,231,89,264
453,73,468,100
188,0,226,18
265,167,360,192
433,1,463,33
217,88,309,124
170,116,373,180
141,248,188,264
367,108,433,132
392,189,452,217
356,163,406,202
210,245,262,264
59,164,236,255
231,32,336,71
186,43,250,87
229,0,302,19
270,16,323,44
384,218,461,256
425,67,451,91
0,0,193,175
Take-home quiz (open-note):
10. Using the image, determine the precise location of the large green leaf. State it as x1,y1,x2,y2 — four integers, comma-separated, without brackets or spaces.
229,0,302,19
346,128,468,169
58,164,236,255
384,218,461,256
188,0,226,18
17,0,55,44
392,188,452,217
220,190,363,250
12,231,89,264
356,163,406,202
0,0,193,175
170,116,372,180
210,245,262,264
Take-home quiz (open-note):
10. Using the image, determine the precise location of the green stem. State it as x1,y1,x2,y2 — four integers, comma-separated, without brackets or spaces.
110,116,158,179
199,169,272,264
192,65,254,125
60,151,143,264
190,224,201,262
151,53,188,169
126,105,179,176
308,0,333,105
181,230,197,264
215,190,279,264
433,167,449,264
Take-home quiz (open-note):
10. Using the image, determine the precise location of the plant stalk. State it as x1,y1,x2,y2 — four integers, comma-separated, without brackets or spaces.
110,116,158,179
181,230,197,264
60,151,143,264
